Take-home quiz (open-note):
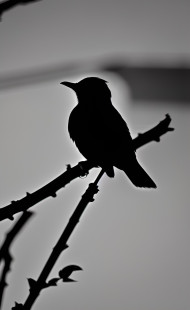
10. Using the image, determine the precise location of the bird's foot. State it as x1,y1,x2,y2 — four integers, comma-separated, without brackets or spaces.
78,161,90,178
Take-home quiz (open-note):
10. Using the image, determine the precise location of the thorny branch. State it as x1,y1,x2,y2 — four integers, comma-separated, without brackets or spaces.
133,113,174,149
18,170,104,310
0,114,174,223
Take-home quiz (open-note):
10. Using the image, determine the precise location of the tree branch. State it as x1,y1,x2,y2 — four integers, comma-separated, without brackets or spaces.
0,114,174,222
0,211,33,308
14,170,104,309
133,113,174,149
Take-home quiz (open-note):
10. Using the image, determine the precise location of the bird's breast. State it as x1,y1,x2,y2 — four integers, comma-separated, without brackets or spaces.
68,105,97,140
68,104,108,160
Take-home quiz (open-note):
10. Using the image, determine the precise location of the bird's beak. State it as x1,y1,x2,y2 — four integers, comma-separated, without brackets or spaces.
60,81,77,91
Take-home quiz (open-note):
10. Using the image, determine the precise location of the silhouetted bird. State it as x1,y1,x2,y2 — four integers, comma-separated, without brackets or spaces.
61,77,156,188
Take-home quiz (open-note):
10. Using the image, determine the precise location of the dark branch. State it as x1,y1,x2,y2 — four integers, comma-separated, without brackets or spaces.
0,114,174,222
133,113,174,149
0,161,95,222
18,170,104,309
0,211,33,308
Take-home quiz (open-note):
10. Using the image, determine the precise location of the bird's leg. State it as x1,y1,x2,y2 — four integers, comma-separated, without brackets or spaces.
94,169,105,186
78,160,99,178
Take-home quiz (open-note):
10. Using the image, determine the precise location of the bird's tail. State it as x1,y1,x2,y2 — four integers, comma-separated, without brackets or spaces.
124,160,157,188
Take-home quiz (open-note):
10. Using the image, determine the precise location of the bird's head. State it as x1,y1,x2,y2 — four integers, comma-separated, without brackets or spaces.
60,77,111,102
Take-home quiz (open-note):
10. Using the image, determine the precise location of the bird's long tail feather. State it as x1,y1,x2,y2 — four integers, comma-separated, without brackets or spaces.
124,160,157,188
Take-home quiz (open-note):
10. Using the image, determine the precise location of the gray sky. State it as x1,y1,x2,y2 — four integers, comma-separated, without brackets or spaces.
0,1,190,309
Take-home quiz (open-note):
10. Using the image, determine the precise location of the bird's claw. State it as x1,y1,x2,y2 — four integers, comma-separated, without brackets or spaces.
78,162,89,178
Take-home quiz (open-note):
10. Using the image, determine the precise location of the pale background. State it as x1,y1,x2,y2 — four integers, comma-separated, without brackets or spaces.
0,1,189,309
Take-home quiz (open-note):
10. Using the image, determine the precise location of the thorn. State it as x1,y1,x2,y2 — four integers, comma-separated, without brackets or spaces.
168,127,175,131
26,192,30,196
154,137,160,142
51,192,57,198
27,278,37,290
8,213,14,221
64,244,69,250
12,302,24,309
8,204,15,220
66,164,71,170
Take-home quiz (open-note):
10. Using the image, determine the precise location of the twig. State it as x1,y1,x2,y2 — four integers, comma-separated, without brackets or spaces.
133,113,174,149
0,114,174,222
0,211,33,309
17,169,104,309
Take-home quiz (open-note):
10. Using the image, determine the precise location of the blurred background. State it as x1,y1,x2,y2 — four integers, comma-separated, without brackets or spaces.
0,0,189,309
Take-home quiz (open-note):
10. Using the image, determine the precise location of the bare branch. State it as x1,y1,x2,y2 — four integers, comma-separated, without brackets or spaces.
0,161,95,222
0,211,33,308
17,170,104,309
133,113,174,150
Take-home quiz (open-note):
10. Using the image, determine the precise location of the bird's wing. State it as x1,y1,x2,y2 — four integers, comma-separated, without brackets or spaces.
68,103,135,164
93,105,135,157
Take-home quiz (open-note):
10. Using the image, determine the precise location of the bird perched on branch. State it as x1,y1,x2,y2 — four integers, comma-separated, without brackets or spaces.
61,77,156,188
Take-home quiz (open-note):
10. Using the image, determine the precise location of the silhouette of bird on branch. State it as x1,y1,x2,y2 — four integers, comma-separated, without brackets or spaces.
61,77,156,188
